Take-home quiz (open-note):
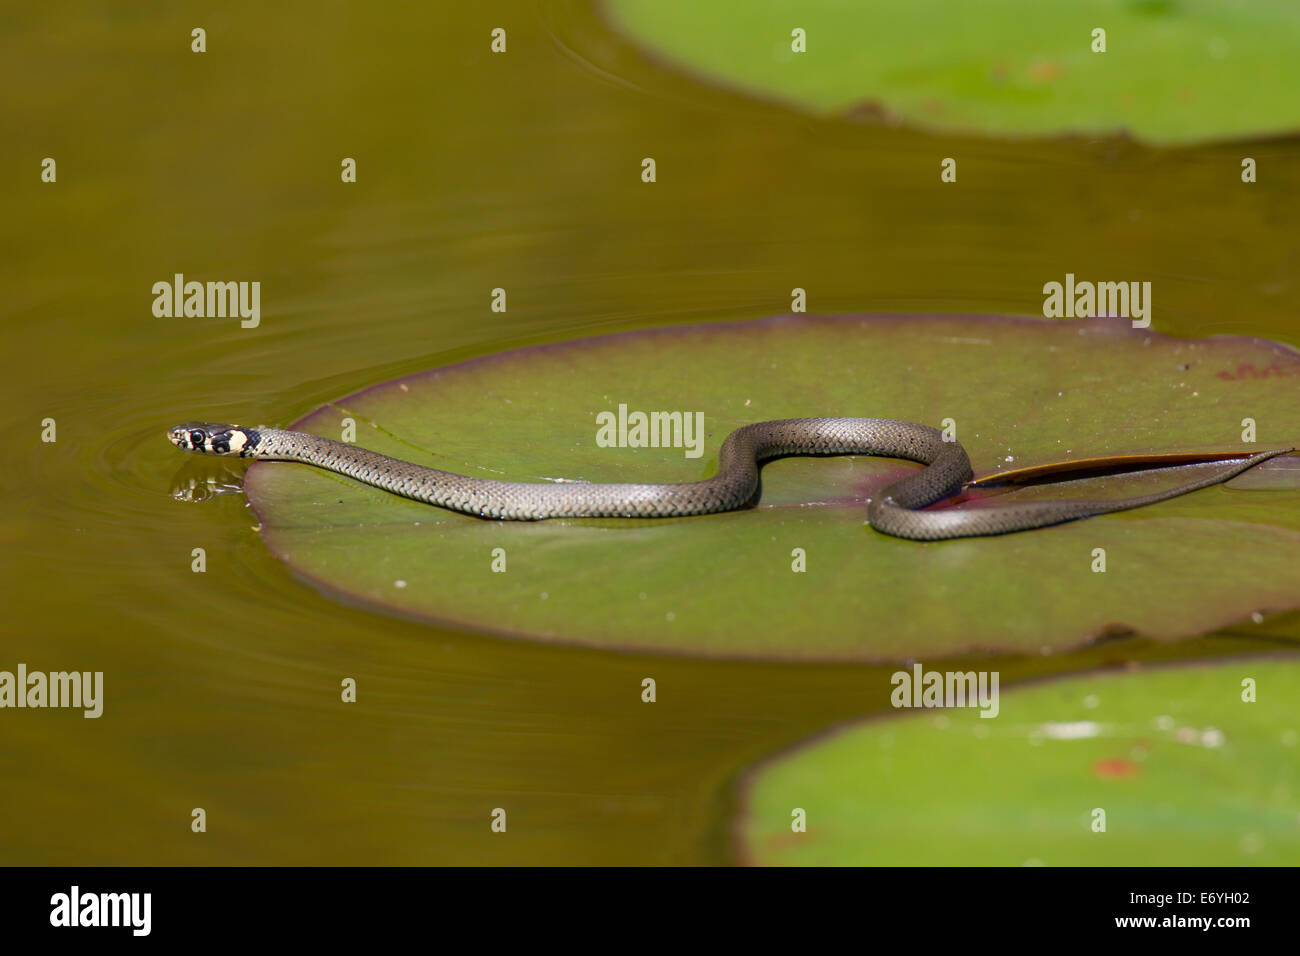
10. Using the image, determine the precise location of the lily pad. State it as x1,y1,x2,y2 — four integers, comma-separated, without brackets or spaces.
604,0,1300,144
244,314,1300,660
734,657,1300,865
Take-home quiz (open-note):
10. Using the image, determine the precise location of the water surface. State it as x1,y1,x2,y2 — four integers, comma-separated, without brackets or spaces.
2,1,1297,863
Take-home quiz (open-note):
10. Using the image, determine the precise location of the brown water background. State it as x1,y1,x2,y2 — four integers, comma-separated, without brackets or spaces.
2,1,1298,863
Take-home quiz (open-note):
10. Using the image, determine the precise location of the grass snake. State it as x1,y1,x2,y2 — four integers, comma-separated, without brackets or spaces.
167,419,1289,541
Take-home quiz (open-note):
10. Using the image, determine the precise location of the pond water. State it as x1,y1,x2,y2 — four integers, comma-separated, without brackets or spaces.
3,1,1297,863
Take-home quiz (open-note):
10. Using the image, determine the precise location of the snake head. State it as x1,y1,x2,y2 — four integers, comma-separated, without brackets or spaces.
168,422,259,457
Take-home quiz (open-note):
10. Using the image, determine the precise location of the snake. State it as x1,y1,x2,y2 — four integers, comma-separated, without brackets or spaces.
167,419,1290,541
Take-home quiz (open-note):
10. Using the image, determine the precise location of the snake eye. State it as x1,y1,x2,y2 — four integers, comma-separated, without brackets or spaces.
189,429,206,447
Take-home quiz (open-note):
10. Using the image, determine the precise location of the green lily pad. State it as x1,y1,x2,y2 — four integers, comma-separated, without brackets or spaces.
735,657,1300,865
244,314,1300,660
604,0,1300,144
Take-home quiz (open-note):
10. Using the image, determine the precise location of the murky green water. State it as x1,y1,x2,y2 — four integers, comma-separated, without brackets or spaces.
2,2,1297,864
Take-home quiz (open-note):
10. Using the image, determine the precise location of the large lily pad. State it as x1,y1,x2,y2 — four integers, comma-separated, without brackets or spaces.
604,0,1300,144
735,657,1300,865
245,314,1300,660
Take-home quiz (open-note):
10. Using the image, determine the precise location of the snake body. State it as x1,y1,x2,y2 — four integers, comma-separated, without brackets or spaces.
168,419,1288,541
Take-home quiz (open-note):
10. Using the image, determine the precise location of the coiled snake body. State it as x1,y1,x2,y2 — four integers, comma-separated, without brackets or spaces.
168,419,1287,541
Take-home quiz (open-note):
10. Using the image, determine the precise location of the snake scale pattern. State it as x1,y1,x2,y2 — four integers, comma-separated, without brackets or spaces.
168,419,1289,540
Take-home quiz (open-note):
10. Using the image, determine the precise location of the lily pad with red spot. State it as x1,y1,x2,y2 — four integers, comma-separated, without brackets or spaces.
734,657,1300,864
243,314,1300,660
